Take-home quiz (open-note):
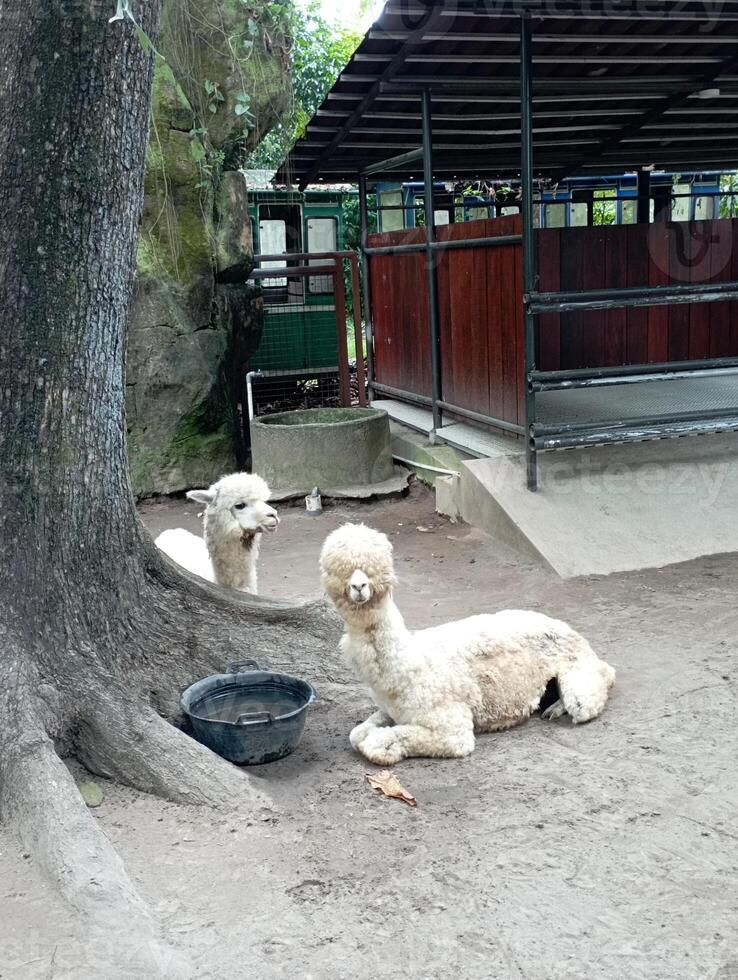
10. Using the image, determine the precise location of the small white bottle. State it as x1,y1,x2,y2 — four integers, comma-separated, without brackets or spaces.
305,486,322,515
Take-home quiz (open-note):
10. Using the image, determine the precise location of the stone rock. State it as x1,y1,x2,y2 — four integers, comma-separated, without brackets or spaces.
216,171,254,281
78,781,104,808
160,0,291,158
126,0,290,497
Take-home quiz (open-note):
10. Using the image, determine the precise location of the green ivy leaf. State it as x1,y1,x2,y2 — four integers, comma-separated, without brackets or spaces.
109,0,131,23
189,139,206,164
203,79,215,95
133,25,153,55
208,103,218,114
173,79,192,112
78,782,104,808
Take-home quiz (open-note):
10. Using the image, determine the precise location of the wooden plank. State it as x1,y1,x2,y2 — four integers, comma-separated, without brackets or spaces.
447,220,489,414
687,219,712,360
406,228,431,397
731,217,738,354
708,217,733,357
486,219,506,420
625,222,649,365
580,226,607,368
646,222,669,363
536,228,561,371
667,220,691,361
559,226,587,368
603,224,628,366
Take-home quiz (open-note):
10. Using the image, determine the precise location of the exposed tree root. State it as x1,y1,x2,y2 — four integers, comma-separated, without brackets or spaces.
0,563,343,974
77,698,272,810
1,718,189,977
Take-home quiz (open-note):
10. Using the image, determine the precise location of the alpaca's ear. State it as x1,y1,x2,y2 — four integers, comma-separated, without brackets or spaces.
187,489,216,505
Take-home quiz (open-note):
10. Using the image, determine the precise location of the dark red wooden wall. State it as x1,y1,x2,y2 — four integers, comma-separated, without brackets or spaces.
368,216,738,427
369,216,524,425
536,219,738,370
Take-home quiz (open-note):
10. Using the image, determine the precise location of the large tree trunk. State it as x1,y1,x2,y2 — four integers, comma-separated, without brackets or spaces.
0,2,338,972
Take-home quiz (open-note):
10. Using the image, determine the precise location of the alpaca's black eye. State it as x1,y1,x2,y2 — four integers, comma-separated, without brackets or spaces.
234,502,246,510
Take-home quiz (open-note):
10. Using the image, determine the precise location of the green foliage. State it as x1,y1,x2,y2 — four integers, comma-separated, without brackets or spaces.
720,173,738,219
341,190,376,322
248,1,361,170
593,189,616,226
203,78,226,114
233,91,255,122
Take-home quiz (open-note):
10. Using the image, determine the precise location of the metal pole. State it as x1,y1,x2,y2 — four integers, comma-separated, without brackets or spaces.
349,255,368,406
362,146,424,176
363,233,523,257
333,268,351,407
520,12,537,491
637,168,651,224
422,87,443,433
358,175,375,392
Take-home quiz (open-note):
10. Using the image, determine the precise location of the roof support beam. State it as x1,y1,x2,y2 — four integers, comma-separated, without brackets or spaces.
325,91,674,105
380,2,738,19
378,75,736,91
556,50,738,179
370,30,738,44
361,146,423,176
352,53,725,65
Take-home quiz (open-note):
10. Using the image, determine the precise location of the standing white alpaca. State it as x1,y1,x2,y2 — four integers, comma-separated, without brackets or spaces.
155,473,279,594
320,523,615,766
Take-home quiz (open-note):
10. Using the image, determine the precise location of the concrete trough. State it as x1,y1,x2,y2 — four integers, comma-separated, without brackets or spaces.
250,407,409,500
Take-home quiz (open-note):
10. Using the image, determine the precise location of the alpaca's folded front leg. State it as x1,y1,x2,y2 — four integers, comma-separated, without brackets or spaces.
359,720,475,765
349,710,394,750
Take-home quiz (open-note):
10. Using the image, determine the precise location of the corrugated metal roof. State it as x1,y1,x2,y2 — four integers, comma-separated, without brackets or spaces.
277,0,738,187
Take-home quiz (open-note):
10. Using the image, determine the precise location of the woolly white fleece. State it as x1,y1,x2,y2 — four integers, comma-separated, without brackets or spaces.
155,472,278,594
320,523,615,765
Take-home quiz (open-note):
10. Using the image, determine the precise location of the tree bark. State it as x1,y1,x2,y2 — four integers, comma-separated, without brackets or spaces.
0,2,338,970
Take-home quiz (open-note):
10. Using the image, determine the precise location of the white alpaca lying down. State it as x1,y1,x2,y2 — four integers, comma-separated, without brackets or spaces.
155,473,279,594
320,523,615,765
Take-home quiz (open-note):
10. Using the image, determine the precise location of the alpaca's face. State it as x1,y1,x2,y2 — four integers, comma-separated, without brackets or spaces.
231,496,279,533
187,474,279,534
319,524,397,614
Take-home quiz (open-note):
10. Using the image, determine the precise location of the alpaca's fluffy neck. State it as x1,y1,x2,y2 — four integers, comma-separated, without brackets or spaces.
203,511,261,593
342,594,411,685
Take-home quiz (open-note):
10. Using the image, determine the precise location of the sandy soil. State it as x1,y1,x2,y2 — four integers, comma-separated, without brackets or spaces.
2,482,738,980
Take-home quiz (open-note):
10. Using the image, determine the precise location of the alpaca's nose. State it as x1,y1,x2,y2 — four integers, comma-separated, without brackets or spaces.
350,579,370,602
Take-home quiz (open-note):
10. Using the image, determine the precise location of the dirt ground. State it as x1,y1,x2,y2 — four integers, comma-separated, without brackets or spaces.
2,481,738,980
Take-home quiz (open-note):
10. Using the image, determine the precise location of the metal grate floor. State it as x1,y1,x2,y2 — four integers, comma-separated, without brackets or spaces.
536,375,738,426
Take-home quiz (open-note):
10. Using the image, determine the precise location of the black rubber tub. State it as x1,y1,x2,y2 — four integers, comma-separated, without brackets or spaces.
180,660,315,765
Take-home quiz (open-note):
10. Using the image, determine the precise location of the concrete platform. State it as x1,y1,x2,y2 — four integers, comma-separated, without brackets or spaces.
372,395,738,577
459,433,738,577
372,398,522,459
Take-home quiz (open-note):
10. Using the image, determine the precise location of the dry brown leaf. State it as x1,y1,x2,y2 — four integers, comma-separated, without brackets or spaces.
365,770,417,807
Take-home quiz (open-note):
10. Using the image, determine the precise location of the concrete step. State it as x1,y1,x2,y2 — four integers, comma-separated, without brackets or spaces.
458,432,738,577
